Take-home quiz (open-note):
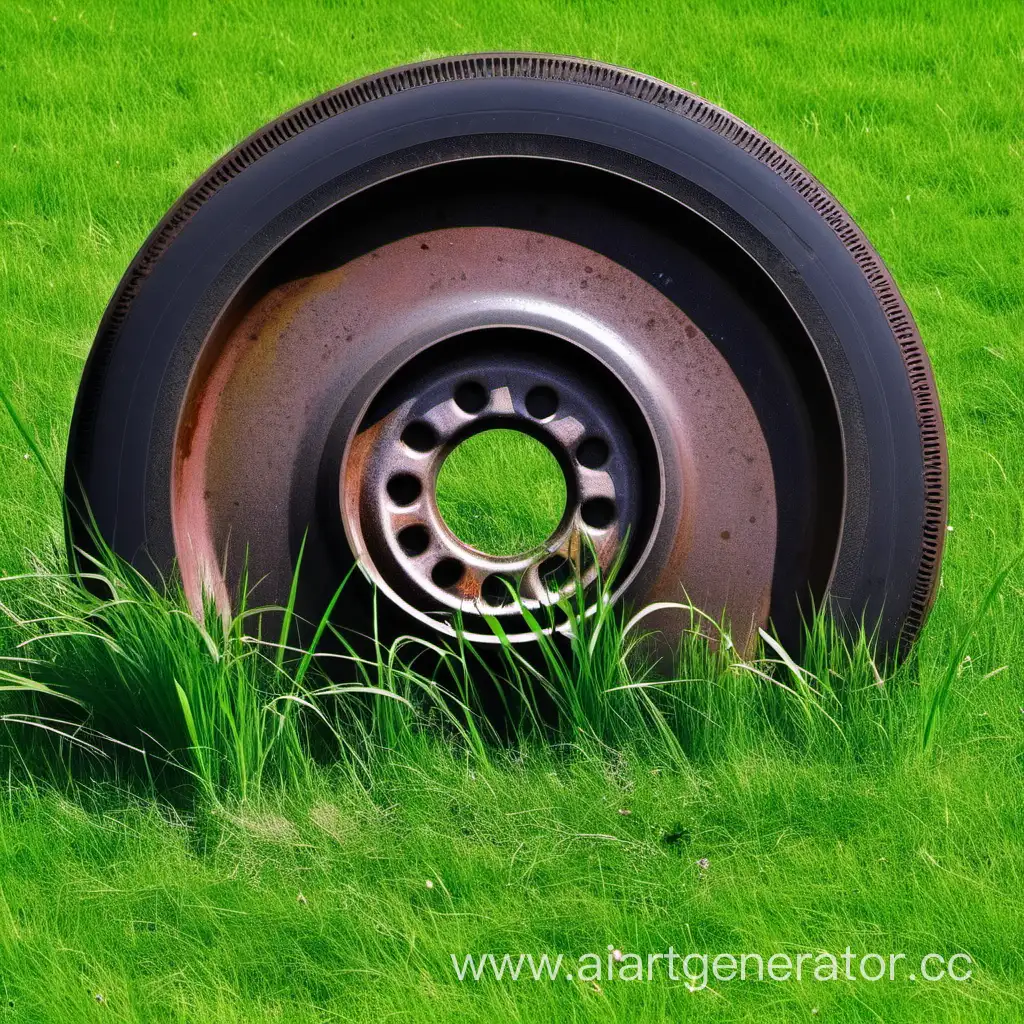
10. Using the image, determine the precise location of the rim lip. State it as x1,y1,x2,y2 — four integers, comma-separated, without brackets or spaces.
335,323,659,642
70,53,944,651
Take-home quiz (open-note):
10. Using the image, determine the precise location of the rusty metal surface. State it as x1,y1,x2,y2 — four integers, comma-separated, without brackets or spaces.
345,352,638,617
173,227,777,651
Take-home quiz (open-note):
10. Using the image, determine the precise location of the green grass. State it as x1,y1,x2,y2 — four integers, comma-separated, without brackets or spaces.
2,549,1019,1022
1,0,1024,1020
436,429,567,555
2,744,1019,1023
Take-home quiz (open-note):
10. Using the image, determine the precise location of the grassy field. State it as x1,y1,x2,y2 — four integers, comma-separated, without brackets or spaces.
1,0,1024,1020
436,429,567,555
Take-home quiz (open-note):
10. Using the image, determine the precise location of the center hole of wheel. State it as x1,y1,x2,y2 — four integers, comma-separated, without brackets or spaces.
435,428,566,556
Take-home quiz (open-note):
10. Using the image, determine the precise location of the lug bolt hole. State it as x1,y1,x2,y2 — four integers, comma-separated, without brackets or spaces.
539,554,573,591
401,421,438,452
431,557,465,589
386,473,422,506
481,573,517,606
397,524,429,556
525,386,558,420
581,497,615,530
576,437,609,469
454,381,489,414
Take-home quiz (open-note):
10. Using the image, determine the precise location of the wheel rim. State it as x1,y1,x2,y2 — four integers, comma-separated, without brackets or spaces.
173,226,778,648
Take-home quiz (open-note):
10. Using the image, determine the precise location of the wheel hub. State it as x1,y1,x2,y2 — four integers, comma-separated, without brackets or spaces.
341,346,643,621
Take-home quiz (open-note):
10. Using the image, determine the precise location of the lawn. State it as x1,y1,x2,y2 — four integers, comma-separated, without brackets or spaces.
436,429,567,555
1,0,1023,1020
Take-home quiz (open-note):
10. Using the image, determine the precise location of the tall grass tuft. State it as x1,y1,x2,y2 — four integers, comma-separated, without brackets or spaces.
0,488,1015,803
0,538,932,802
1,548,304,799
3,380,1017,801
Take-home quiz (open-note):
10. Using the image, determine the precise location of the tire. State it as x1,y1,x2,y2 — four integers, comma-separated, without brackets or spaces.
66,53,947,657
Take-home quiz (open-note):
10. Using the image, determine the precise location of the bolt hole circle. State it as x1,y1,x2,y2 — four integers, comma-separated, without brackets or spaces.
576,437,609,469
397,524,429,556
581,497,616,530
453,381,489,414
525,386,558,420
431,557,465,589
386,473,422,506
401,421,438,452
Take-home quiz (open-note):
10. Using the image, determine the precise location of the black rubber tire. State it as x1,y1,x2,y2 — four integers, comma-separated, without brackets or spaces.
66,53,947,655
